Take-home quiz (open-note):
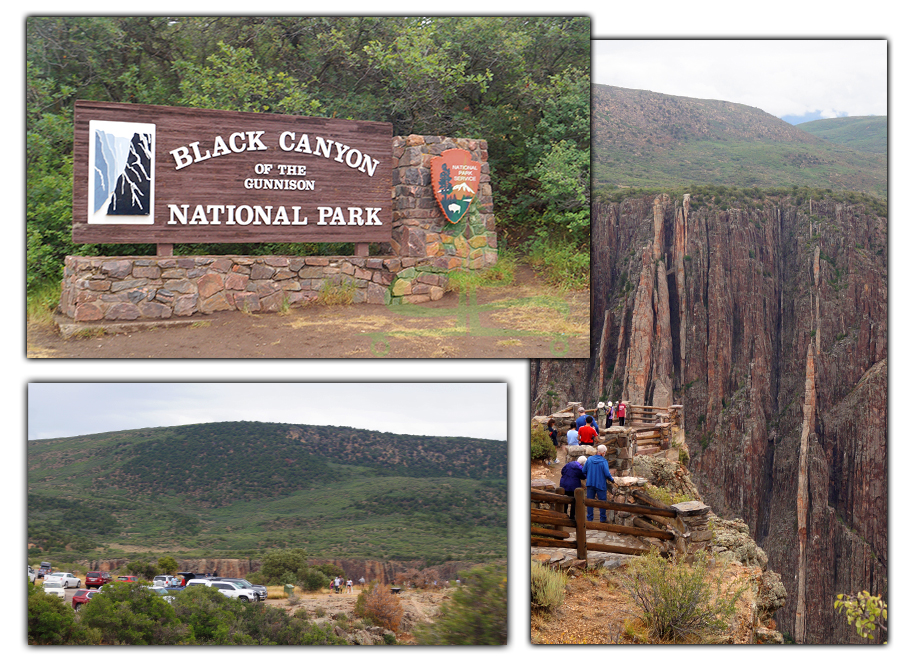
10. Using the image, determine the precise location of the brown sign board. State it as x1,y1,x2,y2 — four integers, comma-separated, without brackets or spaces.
72,101,393,244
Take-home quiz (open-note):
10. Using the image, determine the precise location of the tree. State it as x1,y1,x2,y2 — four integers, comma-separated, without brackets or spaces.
414,565,507,644
259,547,310,584
79,581,191,644
834,591,887,642
27,580,98,644
157,555,179,575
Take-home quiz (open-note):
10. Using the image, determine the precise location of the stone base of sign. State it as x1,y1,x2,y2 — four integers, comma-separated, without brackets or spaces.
59,255,465,321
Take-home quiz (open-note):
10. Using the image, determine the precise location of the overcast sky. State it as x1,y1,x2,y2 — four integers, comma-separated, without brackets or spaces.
27,382,507,441
593,39,887,122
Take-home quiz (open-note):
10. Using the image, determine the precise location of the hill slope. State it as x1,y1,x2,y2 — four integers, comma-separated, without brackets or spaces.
795,115,887,154
27,422,507,564
592,84,886,198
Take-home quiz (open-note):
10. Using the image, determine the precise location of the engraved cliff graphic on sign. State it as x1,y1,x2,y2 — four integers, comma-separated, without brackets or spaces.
431,148,481,224
88,120,155,224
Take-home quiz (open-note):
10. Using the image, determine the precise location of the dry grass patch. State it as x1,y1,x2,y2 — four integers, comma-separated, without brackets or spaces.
487,299,589,337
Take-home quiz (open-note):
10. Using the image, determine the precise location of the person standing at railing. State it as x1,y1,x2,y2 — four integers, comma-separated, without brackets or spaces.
606,402,615,429
559,456,588,520
583,445,616,523
617,400,627,427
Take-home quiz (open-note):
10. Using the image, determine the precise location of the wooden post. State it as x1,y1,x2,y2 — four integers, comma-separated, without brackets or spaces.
574,488,587,560
355,242,369,257
157,243,173,256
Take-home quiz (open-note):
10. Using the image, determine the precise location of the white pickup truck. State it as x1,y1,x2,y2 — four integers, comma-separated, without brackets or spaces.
186,578,259,602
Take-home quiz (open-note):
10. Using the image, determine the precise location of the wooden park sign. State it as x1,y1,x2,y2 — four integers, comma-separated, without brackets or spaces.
72,101,393,246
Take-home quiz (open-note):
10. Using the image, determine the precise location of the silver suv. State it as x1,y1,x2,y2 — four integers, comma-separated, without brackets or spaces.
218,577,267,601
186,578,258,602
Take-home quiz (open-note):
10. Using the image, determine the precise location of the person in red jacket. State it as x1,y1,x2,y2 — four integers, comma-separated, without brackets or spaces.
577,416,598,445
617,401,627,426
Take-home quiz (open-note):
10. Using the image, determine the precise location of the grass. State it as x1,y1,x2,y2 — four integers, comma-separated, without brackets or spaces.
522,240,590,291
26,278,61,326
315,278,356,306
447,250,517,292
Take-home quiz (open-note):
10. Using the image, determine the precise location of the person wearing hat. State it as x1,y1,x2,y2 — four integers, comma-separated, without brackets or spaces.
605,401,615,429
559,455,587,520
583,445,616,523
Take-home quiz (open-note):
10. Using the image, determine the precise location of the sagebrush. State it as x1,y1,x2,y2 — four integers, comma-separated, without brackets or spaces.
619,551,746,642
531,561,567,612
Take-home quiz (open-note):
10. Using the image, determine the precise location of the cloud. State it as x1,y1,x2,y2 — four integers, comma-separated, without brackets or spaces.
593,39,887,119
27,382,507,442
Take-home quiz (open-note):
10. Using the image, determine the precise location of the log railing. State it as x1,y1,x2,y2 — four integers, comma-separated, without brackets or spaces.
530,488,677,559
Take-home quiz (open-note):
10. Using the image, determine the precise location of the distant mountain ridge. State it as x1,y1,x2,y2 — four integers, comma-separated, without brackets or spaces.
27,422,507,563
592,84,886,198
796,115,887,154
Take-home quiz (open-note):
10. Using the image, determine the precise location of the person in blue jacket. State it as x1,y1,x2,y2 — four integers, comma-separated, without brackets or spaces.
559,456,587,520
583,445,616,523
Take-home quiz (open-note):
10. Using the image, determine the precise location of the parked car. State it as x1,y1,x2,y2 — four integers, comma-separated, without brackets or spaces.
44,572,81,589
219,577,267,601
42,582,65,598
186,578,258,602
71,589,100,610
37,562,53,579
153,575,180,588
116,575,139,583
85,571,113,588
28,566,36,584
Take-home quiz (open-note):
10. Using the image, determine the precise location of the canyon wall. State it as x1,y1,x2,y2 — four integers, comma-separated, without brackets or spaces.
84,557,482,584
531,194,887,643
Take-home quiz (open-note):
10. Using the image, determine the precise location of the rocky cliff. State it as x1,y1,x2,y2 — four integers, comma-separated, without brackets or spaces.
532,194,887,643
84,557,481,585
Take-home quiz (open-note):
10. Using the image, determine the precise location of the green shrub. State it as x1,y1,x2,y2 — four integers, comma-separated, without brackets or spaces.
523,237,589,291
531,425,555,461
644,484,693,506
619,552,746,642
530,561,567,612
28,580,96,644
413,565,506,645
80,581,191,644
302,569,329,592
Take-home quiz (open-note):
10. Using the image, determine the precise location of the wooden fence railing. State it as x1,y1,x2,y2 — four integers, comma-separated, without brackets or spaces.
530,488,677,559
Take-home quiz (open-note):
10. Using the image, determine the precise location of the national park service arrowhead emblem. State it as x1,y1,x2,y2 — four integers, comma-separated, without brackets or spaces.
431,148,481,223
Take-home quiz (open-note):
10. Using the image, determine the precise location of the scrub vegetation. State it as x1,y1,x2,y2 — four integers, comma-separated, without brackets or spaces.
27,421,507,565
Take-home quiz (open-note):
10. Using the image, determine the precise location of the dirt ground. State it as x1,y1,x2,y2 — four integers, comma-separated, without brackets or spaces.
27,267,588,359
530,560,760,644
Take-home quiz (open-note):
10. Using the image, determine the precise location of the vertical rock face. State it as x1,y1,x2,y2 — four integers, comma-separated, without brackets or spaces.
533,195,887,643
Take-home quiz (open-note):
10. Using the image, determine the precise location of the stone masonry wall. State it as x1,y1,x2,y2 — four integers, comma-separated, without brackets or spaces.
60,135,498,322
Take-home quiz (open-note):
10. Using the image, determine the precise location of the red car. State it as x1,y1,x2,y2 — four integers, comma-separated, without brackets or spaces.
116,575,139,582
71,589,100,610
85,571,112,589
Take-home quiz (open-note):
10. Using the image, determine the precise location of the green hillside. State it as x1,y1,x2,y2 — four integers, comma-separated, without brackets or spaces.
592,84,887,199
796,116,887,154
27,422,507,564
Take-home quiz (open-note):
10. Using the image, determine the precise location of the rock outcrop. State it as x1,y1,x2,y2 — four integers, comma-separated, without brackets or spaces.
532,194,887,643
84,556,481,586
